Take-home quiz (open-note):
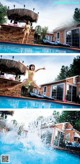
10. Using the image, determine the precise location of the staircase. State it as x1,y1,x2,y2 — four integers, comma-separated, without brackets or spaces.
0,25,35,44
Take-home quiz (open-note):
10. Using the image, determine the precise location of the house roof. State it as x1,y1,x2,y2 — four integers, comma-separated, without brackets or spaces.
53,21,80,33
41,75,79,86
46,33,53,36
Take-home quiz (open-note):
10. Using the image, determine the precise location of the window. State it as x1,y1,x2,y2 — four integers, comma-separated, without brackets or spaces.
66,30,72,46
72,29,79,47
57,84,64,100
44,86,47,93
66,28,80,48
52,84,64,100
66,84,77,102
57,32,60,39
52,85,57,99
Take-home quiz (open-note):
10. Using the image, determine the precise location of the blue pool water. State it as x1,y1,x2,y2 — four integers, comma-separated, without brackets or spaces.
0,42,80,53
0,141,80,164
0,96,80,108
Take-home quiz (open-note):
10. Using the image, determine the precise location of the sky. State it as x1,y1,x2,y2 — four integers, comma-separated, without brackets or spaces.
7,110,55,128
2,55,76,85
1,0,80,31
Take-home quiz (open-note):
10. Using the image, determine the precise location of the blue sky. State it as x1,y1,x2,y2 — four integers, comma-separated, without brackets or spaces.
2,55,76,85
1,0,80,31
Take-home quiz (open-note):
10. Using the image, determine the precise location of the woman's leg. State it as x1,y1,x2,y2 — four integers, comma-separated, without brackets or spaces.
26,33,29,44
22,32,26,44
32,81,41,93
7,80,27,91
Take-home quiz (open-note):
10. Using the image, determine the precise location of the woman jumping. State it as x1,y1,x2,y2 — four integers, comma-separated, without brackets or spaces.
7,64,45,92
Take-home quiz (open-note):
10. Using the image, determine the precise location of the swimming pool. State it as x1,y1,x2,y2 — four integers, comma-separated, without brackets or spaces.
0,96,80,108
0,42,80,53
0,136,80,164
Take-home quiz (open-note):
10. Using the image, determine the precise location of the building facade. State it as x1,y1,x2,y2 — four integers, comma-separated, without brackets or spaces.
51,122,80,147
41,75,80,102
45,33,54,42
53,23,80,48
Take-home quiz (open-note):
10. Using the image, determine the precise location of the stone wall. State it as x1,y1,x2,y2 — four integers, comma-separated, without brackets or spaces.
0,78,22,97
0,25,35,44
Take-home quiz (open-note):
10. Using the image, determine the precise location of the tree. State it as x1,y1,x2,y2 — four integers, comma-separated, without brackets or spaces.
59,111,80,131
52,111,60,123
73,8,80,22
0,3,7,24
69,56,80,76
56,56,80,81
56,65,69,80
35,25,42,42
41,26,48,39
35,26,48,41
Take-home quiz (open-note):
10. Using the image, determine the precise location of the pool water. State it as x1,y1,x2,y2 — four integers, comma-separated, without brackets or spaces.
0,96,80,108
0,135,80,164
0,42,80,53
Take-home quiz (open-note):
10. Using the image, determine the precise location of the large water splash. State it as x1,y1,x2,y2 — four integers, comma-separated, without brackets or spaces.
0,120,80,164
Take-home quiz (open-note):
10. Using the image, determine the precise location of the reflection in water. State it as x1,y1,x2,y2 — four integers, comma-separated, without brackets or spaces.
0,96,79,108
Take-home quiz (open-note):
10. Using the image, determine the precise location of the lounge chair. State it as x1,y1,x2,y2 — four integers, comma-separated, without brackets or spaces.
29,92,54,100
43,39,70,47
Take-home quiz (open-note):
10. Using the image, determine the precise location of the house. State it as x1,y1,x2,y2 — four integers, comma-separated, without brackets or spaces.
51,122,80,147
45,33,54,42
40,122,80,147
41,75,80,102
53,22,80,48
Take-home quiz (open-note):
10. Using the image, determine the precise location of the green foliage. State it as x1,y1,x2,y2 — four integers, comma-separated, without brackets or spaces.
56,56,80,81
0,3,7,24
59,111,80,131
35,25,48,41
41,26,48,39
73,8,80,22
69,56,80,76
52,111,60,123
56,66,69,80
35,25,42,35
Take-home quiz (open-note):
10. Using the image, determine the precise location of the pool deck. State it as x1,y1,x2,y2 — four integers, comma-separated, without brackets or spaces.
0,41,80,52
53,146,80,156
0,94,80,107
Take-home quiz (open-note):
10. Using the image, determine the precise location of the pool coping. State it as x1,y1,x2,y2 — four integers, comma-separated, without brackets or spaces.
0,95,80,107
0,41,80,52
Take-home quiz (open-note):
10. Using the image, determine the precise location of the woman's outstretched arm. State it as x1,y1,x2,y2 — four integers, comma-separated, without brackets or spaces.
35,67,45,72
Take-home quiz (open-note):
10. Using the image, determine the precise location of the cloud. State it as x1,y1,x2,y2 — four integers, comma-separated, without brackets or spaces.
1,0,79,31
